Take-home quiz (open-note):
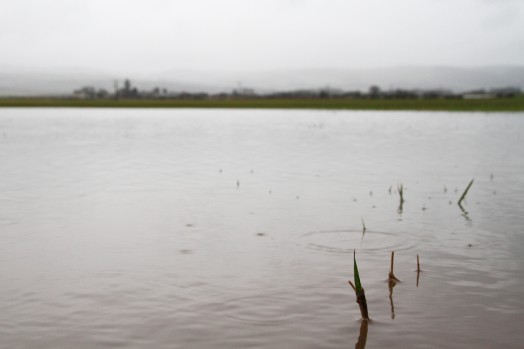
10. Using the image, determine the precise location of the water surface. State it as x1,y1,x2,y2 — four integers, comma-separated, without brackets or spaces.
1,108,523,348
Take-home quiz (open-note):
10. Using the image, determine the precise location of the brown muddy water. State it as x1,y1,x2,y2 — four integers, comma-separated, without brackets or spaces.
1,108,523,348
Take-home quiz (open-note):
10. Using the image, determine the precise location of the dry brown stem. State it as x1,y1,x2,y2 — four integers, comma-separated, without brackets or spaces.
388,251,400,282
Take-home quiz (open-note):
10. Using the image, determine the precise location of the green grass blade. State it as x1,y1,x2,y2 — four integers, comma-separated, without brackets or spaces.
354,250,363,293
458,178,474,206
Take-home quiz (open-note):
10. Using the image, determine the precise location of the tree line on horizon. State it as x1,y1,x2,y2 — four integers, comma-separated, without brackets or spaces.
72,79,523,101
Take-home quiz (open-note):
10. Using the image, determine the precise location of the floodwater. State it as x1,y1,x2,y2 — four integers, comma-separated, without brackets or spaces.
0,108,523,348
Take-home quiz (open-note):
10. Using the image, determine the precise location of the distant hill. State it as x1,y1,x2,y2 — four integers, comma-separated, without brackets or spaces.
1,66,523,96
163,66,524,93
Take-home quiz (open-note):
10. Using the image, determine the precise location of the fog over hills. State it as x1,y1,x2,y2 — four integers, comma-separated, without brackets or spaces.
1,66,523,96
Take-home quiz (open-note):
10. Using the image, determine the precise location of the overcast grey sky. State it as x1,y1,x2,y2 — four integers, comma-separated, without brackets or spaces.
1,0,523,75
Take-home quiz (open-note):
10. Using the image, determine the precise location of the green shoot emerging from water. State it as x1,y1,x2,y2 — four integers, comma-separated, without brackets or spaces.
348,250,369,320
354,250,363,293
458,179,474,207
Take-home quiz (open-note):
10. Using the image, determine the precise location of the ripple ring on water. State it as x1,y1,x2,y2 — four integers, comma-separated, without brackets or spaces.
219,293,305,325
298,229,418,254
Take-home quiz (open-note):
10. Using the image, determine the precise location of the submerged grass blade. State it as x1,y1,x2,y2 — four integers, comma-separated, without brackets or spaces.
354,250,363,293
458,179,474,206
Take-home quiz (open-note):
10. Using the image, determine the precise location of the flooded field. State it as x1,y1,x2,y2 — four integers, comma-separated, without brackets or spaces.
1,108,523,348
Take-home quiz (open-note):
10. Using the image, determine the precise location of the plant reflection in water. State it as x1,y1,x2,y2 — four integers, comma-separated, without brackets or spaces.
354,319,369,349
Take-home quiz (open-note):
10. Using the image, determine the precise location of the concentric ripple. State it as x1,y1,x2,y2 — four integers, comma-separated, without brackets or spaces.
218,292,306,324
299,229,417,254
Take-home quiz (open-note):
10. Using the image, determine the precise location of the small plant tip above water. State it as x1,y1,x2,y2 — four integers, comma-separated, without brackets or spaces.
397,183,405,214
416,254,422,287
458,178,474,207
397,183,404,201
